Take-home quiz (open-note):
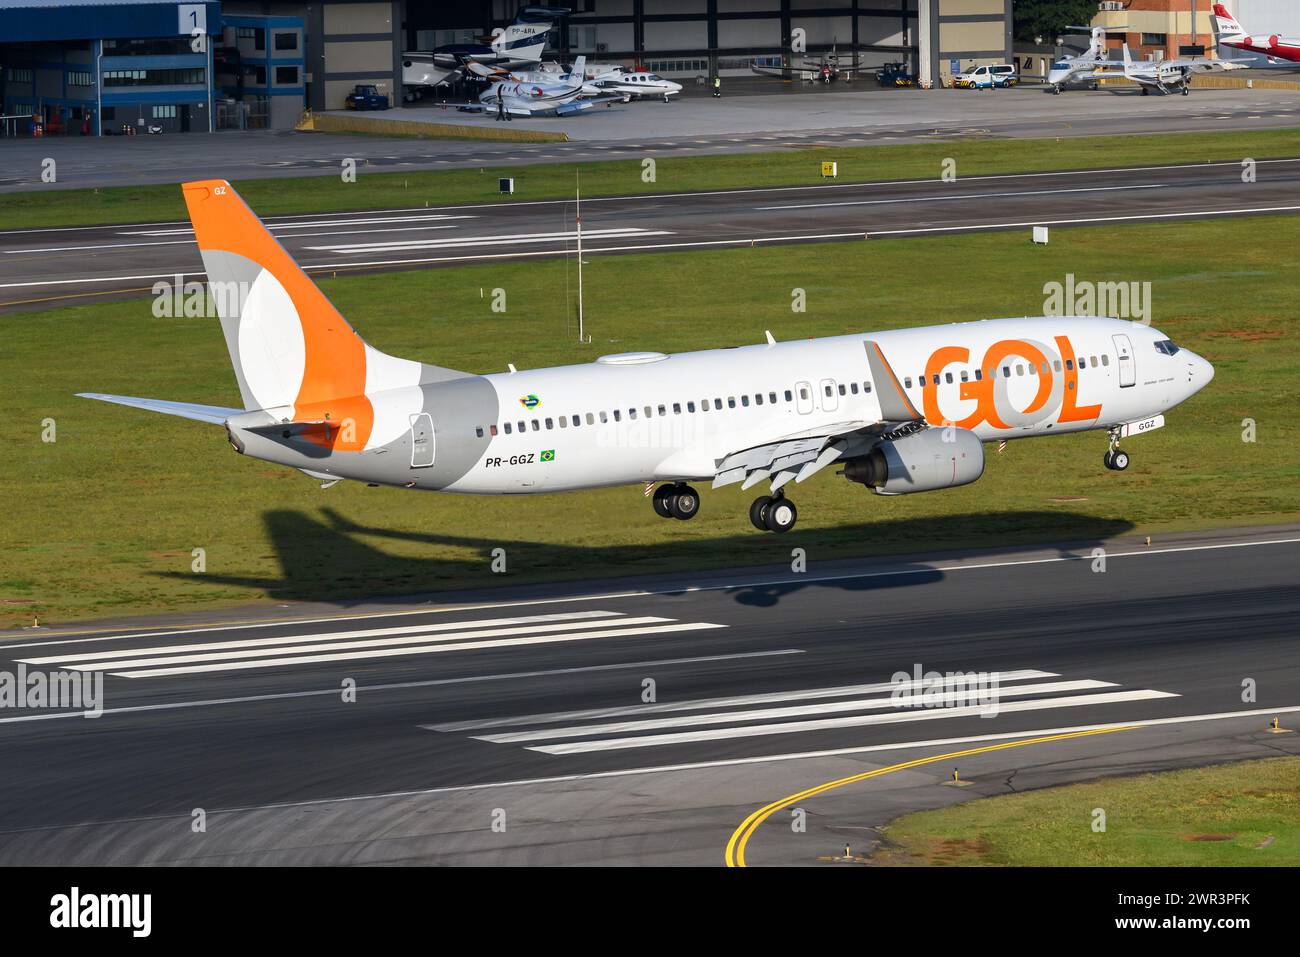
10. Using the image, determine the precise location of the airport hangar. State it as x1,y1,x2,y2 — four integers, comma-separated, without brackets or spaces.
1,0,1013,135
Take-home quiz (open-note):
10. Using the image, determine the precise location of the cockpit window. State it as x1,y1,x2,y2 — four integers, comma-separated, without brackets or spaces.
1052,61,1069,70
1154,339,1180,356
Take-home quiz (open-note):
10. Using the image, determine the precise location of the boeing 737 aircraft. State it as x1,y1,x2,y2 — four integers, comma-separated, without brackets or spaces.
80,182,1214,534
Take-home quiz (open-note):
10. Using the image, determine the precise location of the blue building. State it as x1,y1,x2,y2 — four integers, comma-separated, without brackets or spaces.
0,0,333,134
0,0,222,134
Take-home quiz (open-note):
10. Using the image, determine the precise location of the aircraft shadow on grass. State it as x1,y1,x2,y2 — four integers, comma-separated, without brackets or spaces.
156,506,1135,611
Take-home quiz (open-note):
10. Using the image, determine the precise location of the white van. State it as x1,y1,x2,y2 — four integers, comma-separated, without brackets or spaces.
953,63,1018,89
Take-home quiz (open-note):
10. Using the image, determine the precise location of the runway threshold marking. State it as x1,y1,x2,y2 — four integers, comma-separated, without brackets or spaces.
8,533,1299,646
723,726,1135,867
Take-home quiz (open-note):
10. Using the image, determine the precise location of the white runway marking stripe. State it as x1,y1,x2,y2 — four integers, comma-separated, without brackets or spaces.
19,610,624,665
103,622,727,678
53,617,682,673
429,669,1059,732
118,213,477,236
474,680,1119,743
754,183,1168,211
528,689,1180,754
305,227,671,254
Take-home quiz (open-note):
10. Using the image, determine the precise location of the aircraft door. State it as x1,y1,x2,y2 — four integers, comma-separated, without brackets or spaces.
820,378,839,412
795,381,814,415
1112,334,1136,388
409,412,435,467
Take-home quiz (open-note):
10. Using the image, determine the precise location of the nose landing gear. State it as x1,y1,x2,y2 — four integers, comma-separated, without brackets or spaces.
1103,429,1131,471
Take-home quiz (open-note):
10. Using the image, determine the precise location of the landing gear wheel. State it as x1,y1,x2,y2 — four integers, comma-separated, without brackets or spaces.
669,485,700,520
1181,86,1189,96
1103,450,1115,470
652,484,675,519
1140,87,1149,96
765,498,797,534
1110,450,1130,471
1052,84,1062,95
749,495,772,531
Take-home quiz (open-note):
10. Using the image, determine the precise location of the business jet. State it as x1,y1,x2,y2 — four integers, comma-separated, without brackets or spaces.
467,57,622,117
587,68,683,102
401,4,569,100
1212,2,1300,63
1084,43,1244,95
79,181,1214,534
1046,24,1127,94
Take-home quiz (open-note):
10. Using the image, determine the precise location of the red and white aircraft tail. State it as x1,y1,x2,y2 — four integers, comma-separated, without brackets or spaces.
1212,2,1300,62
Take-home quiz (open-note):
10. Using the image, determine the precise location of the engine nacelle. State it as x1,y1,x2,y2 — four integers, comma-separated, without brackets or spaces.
843,427,985,495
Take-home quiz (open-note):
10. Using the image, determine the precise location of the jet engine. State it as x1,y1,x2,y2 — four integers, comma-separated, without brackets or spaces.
843,427,985,495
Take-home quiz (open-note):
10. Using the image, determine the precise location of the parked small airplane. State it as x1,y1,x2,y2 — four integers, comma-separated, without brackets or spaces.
465,57,622,117
1046,24,1128,93
401,4,569,99
465,59,679,104
1212,2,1300,63
752,44,859,83
586,67,683,102
1084,42,1244,95
79,181,1214,534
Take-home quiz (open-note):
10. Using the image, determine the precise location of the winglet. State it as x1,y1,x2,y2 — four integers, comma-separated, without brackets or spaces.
863,340,921,422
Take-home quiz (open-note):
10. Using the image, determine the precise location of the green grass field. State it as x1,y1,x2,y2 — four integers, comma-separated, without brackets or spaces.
880,756,1300,866
7,127,1300,230
2,214,1297,626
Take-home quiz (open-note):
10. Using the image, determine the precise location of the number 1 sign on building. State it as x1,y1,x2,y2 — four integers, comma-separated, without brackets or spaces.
178,3,206,37
178,4,213,132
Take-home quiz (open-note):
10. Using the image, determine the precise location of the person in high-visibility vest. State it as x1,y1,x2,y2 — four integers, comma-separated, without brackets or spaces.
712,75,721,98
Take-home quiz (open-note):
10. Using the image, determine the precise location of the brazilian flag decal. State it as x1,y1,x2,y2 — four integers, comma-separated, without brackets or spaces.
540,449,555,462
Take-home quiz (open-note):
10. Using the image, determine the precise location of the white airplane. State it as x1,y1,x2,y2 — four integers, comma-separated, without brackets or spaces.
466,62,679,103
586,68,683,102
79,181,1214,534
1047,24,1127,94
470,57,624,117
401,5,568,99
1084,42,1244,95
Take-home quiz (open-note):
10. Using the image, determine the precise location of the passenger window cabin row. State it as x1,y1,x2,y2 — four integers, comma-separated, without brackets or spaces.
901,353,1109,391
473,379,878,439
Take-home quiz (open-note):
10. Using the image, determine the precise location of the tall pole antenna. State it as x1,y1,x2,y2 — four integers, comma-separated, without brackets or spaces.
576,173,584,343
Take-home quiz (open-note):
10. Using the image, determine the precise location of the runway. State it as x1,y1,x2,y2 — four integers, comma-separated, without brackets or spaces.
0,523,1296,865
4,156,1300,310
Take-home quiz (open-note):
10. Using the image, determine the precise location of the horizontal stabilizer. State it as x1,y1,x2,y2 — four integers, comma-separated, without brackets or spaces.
77,393,240,425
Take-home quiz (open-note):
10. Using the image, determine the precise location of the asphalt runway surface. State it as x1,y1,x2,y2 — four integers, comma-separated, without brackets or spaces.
4,156,1299,310
0,523,1296,865
2,84,1298,194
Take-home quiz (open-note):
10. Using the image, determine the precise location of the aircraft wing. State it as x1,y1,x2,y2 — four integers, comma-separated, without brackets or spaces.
465,60,512,80
1162,58,1244,72
77,393,241,425
750,62,800,78
710,339,924,493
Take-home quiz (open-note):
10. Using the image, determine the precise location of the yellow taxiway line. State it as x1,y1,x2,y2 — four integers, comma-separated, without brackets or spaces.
724,726,1136,867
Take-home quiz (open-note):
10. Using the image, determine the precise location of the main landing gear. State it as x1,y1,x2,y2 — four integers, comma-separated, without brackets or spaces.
651,482,700,520
1103,429,1131,472
749,492,798,534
